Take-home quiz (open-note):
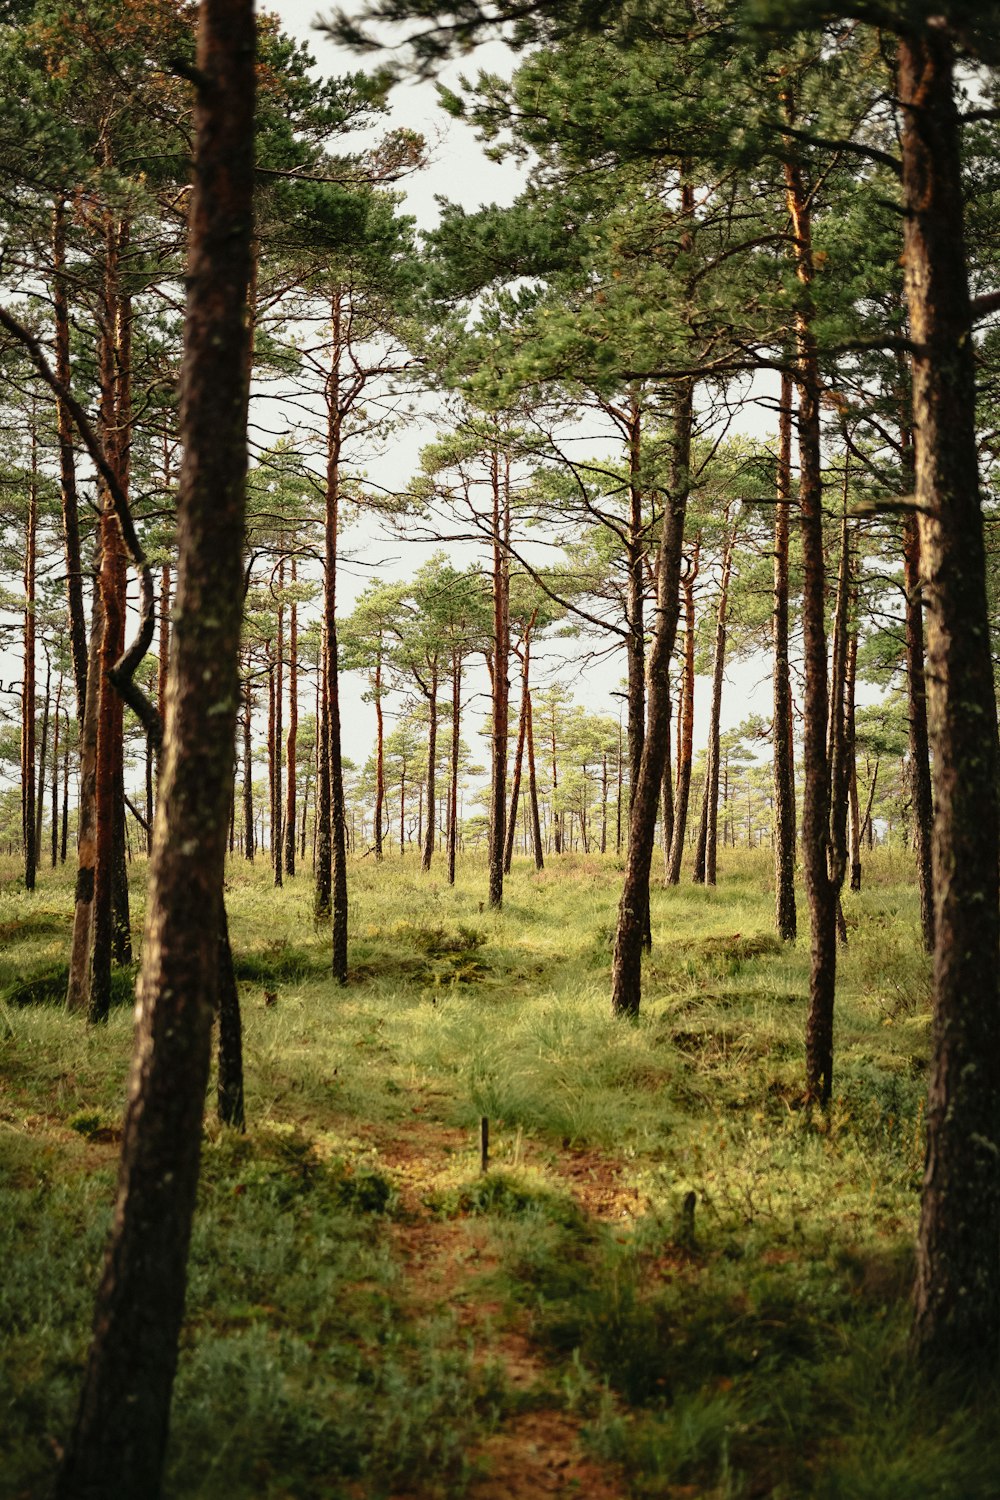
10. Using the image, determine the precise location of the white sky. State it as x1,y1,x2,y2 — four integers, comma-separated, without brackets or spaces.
258,2,774,781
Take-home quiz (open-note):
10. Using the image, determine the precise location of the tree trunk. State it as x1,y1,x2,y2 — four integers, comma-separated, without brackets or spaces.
897,28,1000,1374
51,676,63,868
421,658,438,872
283,556,297,876
216,897,245,1131
693,529,733,887
448,649,461,885
325,298,348,982
373,644,385,860
242,668,254,861
625,396,645,820
35,653,50,867
667,536,699,883
773,369,797,940
273,557,283,887
902,489,935,952
611,377,692,1016
56,7,255,1491
314,631,331,914
525,684,544,871
783,107,839,1105
487,449,510,909
22,433,37,892
52,197,88,721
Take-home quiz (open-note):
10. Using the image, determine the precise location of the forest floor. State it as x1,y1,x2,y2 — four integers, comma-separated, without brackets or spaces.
2,848,999,1499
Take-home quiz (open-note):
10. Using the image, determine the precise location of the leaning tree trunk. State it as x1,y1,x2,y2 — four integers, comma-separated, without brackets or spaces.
773,369,797,940
55,6,255,1494
897,27,1000,1375
611,377,692,1017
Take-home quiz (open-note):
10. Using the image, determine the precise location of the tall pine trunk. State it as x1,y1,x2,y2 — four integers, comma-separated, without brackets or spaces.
611,378,692,1016
773,370,797,940
55,7,255,1491
666,536,699,883
898,27,1000,1374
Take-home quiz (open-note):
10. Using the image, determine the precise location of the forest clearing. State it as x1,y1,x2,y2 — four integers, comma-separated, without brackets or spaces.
2,848,997,1498
2,0,1000,1493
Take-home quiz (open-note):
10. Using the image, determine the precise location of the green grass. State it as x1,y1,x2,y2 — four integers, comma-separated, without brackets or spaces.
0,846,993,1498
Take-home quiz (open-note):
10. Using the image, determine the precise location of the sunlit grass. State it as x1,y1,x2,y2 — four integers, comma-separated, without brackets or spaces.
0,844,992,1498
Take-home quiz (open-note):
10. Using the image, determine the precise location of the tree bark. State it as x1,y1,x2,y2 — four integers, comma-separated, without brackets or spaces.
283,556,297,876
667,536,699,883
52,198,88,721
611,378,692,1016
783,107,839,1105
325,298,348,981
56,4,254,1491
22,429,37,892
897,27,1000,1374
902,493,935,952
773,369,797,940
314,628,331,917
273,557,284,887
693,527,733,887
242,666,254,861
487,449,510,909
421,658,438,872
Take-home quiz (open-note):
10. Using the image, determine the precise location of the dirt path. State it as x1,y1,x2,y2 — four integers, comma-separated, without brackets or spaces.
369,1116,632,1500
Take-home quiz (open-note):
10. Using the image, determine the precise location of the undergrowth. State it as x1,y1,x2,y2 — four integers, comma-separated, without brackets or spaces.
0,847,988,1499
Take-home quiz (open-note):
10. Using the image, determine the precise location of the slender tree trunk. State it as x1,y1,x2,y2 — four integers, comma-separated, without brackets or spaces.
783,108,839,1105
283,557,297,876
52,198,88,720
487,450,510,909
61,723,69,865
625,397,645,820
35,653,50,866
693,530,733,887
504,621,536,874
56,9,254,1491
325,299,348,981
242,668,254,861
660,686,674,873
896,29,1000,1373
900,423,935,951
22,434,37,892
773,369,797,939
421,658,438,872
51,677,63,868
448,650,461,885
611,376,692,1016
216,897,245,1131
525,685,544,871
273,557,283,887
847,634,862,893
314,628,331,916
667,537,699,883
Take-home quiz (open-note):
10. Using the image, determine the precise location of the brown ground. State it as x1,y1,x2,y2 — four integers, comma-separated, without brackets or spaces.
372,1116,632,1500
